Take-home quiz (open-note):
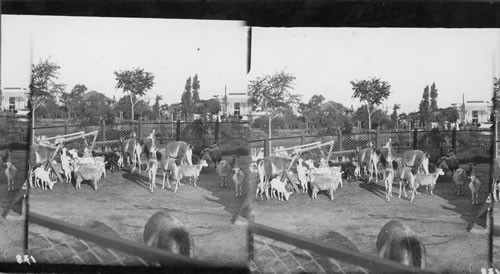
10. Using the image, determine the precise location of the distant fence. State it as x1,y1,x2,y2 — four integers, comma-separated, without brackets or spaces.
249,127,493,162
0,117,30,145
33,120,250,153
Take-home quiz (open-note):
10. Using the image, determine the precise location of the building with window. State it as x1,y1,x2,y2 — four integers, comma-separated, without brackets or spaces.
221,91,250,118
0,87,30,112
455,100,492,125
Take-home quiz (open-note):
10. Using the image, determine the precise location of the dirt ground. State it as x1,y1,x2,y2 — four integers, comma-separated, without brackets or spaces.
28,155,249,267
0,150,27,263
251,163,498,273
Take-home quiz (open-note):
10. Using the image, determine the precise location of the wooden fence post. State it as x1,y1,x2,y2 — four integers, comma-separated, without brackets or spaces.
452,126,457,151
413,128,418,150
247,214,255,262
176,120,181,141
215,118,220,143
138,120,142,140
338,128,343,151
101,119,106,141
264,139,269,157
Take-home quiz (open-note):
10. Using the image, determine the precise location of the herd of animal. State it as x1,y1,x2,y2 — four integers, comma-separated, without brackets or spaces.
252,139,500,206
24,129,246,197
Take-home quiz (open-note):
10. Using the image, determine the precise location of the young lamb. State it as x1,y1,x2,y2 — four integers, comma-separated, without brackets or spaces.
296,158,309,193
117,152,124,169
73,163,103,191
232,167,245,197
216,160,232,188
414,168,445,196
178,159,208,187
308,172,342,201
376,220,426,269
384,168,395,202
33,166,57,190
4,161,18,192
160,158,181,193
143,210,195,259
269,177,293,201
452,168,468,196
468,175,482,205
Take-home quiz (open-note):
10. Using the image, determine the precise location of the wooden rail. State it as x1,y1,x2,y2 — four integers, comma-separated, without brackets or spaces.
28,212,217,269
248,221,434,274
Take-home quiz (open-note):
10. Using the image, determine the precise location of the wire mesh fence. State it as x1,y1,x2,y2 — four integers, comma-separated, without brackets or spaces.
32,120,250,154
250,128,493,162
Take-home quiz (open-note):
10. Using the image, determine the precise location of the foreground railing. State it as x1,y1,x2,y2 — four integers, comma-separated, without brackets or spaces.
28,211,218,269
247,219,434,274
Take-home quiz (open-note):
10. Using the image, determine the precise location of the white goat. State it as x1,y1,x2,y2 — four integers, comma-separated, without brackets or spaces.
60,147,73,183
414,168,445,196
5,161,18,192
33,166,57,190
232,167,245,197
269,177,292,201
178,159,208,187
468,175,481,205
453,168,468,196
148,158,159,193
296,158,309,193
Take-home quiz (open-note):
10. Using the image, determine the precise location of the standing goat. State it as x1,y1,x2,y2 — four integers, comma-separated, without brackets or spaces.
143,210,195,259
398,167,416,201
5,161,18,192
468,175,481,205
178,160,208,187
414,168,445,196
232,167,245,197
296,158,309,193
384,168,395,202
269,177,293,201
376,220,426,269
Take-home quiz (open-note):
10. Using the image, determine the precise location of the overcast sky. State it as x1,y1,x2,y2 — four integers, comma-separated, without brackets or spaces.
249,27,500,114
1,15,247,105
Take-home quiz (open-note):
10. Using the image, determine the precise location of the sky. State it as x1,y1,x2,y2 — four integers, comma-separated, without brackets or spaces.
1,15,247,105
249,27,500,114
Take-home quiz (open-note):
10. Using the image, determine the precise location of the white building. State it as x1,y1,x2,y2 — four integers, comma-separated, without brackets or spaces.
221,91,250,117
456,100,492,125
1,87,30,112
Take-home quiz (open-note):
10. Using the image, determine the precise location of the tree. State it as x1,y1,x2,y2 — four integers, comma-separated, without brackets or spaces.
351,77,391,130
80,91,115,125
430,82,438,112
192,74,200,104
248,70,300,144
390,104,400,129
152,95,162,120
160,103,169,119
114,68,155,121
181,77,192,118
492,77,500,121
30,58,65,125
354,106,391,130
61,84,87,119
419,85,430,127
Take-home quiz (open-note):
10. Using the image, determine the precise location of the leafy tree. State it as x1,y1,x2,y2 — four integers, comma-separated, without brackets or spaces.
80,91,115,125
192,74,200,103
61,84,87,119
152,95,162,120
30,58,66,123
300,94,325,130
181,77,192,118
419,85,430,127
114,68,155,121
354,106,391,130
430,82,438,112
160,103,169,119
317,101,353,134
390,104,400,129
248,70,300,144
351,77,391,130
492,77,500,121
